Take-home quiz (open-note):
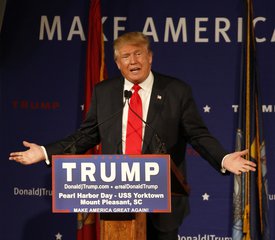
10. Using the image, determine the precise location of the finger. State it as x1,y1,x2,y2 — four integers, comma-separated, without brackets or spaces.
246,165,256,172
247,161,257,167
10,152,23,157
239,166,247,173
242,160,256,169
23,141,31,148
235,170,242,175
239,149,249,156
9,155,22,162
235,166,253,175
9,156,16,161
9,152,25,162
10,152,19,157
240,164,256,173
10,154,29,164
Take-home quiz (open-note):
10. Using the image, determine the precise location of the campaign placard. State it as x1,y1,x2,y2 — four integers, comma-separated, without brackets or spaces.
52,154,171,213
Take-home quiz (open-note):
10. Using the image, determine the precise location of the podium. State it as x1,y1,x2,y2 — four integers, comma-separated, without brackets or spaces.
100,213,146,240
52,154,171,240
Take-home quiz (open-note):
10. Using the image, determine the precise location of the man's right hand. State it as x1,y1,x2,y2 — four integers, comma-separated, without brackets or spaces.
223,149,257,175
9,141,46,165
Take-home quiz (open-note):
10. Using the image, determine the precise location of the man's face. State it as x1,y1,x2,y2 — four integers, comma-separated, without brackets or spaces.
115,44,152,84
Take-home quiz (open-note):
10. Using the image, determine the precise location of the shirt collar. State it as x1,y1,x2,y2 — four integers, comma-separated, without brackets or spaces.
124,71,154,92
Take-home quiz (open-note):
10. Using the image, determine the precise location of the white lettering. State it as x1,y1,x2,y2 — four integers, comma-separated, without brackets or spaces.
39,16,62,40
102,16,108,41
262,105,273,113
164,17,187,42
195,17,209,42
38,15,275,43
254,17,266,42
81,163,96,181
271,29,275,42
67,16,86,41
145,162,159,181
143,17,159,42
215,17,231,42
101,162,116,182
121,162,140,181
62,161,162,182
62,162,76,181
114,16,127,39
232,105,239,112
237,17,243,42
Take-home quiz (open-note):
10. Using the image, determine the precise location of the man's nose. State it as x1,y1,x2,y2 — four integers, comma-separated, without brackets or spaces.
129,54,137,64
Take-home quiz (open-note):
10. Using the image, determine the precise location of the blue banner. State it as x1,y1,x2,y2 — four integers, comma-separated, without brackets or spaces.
52,155,171,213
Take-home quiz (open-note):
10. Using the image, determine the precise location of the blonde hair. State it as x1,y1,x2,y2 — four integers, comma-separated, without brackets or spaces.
113,32,151,60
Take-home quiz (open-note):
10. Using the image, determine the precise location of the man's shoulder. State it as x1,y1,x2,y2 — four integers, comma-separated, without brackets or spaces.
152,71,191,90
95,76,123,90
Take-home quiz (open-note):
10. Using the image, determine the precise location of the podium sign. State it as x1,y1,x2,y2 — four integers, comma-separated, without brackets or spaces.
52,154,171,213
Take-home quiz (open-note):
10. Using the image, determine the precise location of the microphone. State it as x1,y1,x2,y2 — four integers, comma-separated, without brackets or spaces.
63,90,132,154
124,90,132,99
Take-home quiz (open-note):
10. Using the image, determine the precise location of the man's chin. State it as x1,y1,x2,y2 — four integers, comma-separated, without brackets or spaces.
127,75,146,84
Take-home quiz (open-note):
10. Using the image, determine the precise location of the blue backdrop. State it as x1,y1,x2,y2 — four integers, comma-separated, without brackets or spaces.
1,0,274,239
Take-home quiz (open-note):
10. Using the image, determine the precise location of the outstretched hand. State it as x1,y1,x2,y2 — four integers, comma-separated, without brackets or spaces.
9,141,46,165
223,149,257,175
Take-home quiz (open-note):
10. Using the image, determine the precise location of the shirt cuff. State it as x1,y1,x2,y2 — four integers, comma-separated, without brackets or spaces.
221,154,229,173
41,146,50,165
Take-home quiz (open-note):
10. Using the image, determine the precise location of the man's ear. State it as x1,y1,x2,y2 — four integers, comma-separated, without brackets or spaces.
149,52,153,65
115,60,121,70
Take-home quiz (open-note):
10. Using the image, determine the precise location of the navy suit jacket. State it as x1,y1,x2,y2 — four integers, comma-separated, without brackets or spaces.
45,71,228,231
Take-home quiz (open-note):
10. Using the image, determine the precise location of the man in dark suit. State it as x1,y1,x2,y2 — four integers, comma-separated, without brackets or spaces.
10,32,256,240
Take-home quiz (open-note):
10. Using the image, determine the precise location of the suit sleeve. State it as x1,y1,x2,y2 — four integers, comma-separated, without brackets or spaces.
180,84,228,174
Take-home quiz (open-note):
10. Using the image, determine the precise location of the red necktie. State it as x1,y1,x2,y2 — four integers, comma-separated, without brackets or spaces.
125,84,143,154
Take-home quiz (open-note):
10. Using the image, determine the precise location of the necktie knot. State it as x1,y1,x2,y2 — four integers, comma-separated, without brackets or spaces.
132,84,141,93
